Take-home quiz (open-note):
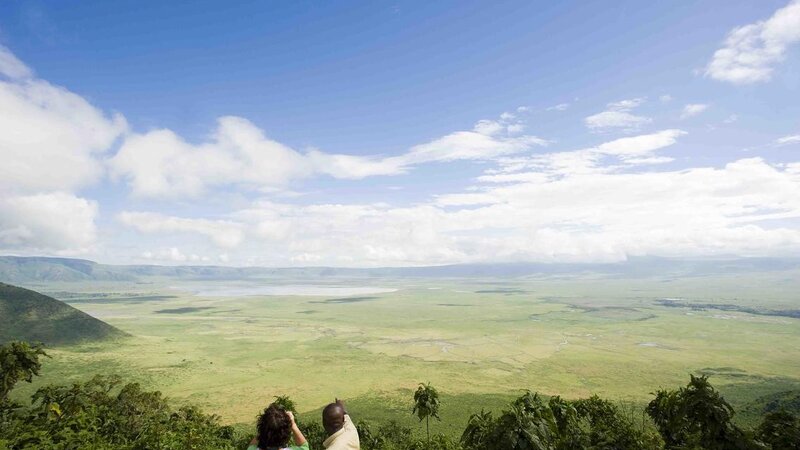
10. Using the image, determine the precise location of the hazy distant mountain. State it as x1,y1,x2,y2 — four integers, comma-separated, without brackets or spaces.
0,256,136,283
0,282,128,345
1,255,800,283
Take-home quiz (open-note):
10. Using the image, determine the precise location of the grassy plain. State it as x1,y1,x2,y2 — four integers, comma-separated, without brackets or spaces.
11,271,800,435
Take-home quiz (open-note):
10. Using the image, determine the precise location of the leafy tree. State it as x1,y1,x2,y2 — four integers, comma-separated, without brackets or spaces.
647,374,759,450
0,373,239,449
461,409,495,449
756,411,800,450
412,382,441,445
573,395,662,449
490,392,559,450
0,341,47,402
271,395,296,412
547,396,588,449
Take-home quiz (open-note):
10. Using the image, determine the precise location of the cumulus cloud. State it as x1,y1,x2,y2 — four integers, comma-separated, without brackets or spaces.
110,114,548,198
584,97,652,132
705,0,800,84
111,126,800,266
680,103,710,119
0,192,98,254
0,53,127,193
118,211,245,248
0,46,125,256
109,117,315,197
119,156,800,266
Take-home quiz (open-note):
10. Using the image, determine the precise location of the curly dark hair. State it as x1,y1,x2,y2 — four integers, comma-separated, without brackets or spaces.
256,404,292,449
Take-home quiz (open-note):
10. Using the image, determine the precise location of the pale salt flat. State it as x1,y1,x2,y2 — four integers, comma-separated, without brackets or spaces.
173,284,398,297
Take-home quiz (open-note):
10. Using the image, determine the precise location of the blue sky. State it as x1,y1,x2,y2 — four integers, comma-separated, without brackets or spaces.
1,0,799,266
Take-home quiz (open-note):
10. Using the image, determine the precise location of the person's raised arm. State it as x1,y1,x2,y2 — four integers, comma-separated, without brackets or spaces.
286,411,307,446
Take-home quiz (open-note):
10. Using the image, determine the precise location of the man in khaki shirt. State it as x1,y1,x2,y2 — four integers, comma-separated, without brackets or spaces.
322,399,360,450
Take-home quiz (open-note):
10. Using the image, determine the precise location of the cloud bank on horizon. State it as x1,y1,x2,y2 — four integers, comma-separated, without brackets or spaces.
1,1,800,267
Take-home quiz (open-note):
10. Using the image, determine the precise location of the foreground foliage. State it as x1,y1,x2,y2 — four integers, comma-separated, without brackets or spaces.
1,341,798,449
1,373,238,449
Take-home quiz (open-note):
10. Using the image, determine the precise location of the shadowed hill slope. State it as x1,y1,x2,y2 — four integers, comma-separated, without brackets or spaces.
0,282,128,345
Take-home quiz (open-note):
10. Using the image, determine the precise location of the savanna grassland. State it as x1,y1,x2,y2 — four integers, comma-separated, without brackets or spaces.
10,271,800,435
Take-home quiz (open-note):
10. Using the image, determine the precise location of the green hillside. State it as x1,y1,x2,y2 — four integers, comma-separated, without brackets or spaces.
0,282,128,345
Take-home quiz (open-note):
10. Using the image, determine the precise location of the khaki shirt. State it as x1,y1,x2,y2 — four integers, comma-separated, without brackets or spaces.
323,414,360,450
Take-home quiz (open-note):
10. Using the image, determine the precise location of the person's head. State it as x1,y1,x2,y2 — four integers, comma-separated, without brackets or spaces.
257,404,292,449
322,402,345,436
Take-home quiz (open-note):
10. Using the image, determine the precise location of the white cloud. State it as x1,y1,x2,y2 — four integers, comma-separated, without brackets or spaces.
0,46,33,79
506,124,526,135
705,0,800,84
0,192,98,254
585,111,652,131
109,117,315,198
126,156,800,266
607,97,646,111
140,248,210,263
472,119,506,136
595,129,686,159
402,129,548,164
0,58,127,193
5,46,800,266
659,94,673,103
585,98,652,132
110,114,547,198
776,134,800,145
546,103,570,111
308,151,406,179
499,112,515,120
480,129,685,180
680,103,710,119
723,114,739,124
118,211,245,248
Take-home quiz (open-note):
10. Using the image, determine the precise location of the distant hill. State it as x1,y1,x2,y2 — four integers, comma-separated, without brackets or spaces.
0,282,128,345
0,256,136,283
2,255,800,283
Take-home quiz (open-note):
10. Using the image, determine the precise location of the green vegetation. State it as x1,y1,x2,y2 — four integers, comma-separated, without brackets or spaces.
2,342,799,449
6,272,798,429
412,383,441,444
0,283,127,345
1,342,47,402
2,260,799,447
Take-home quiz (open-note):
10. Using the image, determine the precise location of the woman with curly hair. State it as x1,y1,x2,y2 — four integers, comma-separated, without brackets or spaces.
247,404,309,450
